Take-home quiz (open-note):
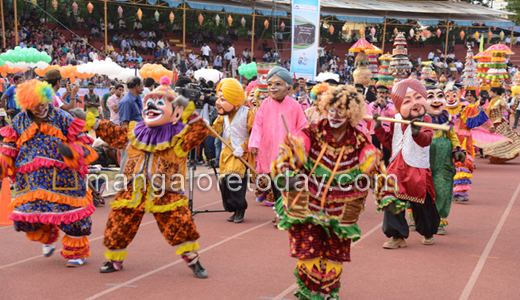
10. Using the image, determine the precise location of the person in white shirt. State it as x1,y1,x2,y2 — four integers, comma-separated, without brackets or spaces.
157,40,165,55
186,67,195,78
89,51,99,61
117,53,124,63
121,39,129,53
201,43,211,61
506,36,511,44
119,19,126,32
167,49,176,62
193,58,201,70
149,31,156,38
108,22,114,35
146,40,155,55
91,27,100,42
428,51,434,60
230,56,238,78
134,20,142,30
228,44,235,57
223,51,233,71
201,59,209,69
417,55,422,65
189,52,197,62
66,51,76,64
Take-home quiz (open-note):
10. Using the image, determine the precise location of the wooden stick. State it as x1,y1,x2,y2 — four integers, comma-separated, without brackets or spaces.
205,124,260,177
281,114,290,134
364,115,451,131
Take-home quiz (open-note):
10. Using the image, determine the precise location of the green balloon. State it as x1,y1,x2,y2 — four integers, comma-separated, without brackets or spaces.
18,53,26,63
0,59,5,67
44,55,52,64
14,46,21,52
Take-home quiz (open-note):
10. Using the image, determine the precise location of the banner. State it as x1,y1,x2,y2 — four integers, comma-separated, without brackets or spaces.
290,0,320,81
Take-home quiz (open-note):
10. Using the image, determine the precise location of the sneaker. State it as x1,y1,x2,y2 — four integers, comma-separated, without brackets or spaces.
67,258,87,267
383,237,407,249
100,261,123,273
408,219,416,232
189,261,208,279
42,243,56,257
234,209,245,223
226,212,236,222
437,227,447,235
422,236,435,245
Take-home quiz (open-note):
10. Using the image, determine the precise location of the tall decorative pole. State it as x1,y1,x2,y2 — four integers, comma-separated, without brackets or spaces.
444,17,450,74
104,0,108,55
251,0,256,58
381,12,388,52
183,2,186,49
14,0,18,45
509,26,514,50
1,0,5,48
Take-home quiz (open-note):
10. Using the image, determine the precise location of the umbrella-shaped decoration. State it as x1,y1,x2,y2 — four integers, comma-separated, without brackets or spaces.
215,14,220,26
87,2,93,14
436,28,441,38
394,28,398,35
169,12,174,24
281,22,285,31
264,19,269,29
52,0,58,11
137,9,143,20
329,25,334,35
348,38,375,52
72,2,78,15
118,6,123,18
486,43,515,54
198,13,204,25
475,31,479,40
241,17,246,27
155,11,160,22
500,31,505,40
371,27,376,37
474,51,492,59
488,29,492,41
228,15,233,26
359,27,365,36
366,46,383,54
409,28,414,37
460,30,465,40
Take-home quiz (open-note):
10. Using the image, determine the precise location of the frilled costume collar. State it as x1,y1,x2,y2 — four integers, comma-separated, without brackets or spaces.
128,121,186,152
430,110,452,125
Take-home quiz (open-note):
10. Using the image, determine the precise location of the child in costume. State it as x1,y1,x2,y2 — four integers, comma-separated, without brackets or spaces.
273,85,403,300
249,67,308,208
444,82,497,201
0,80,97,267
422,84,466,235
374,78,440,248
210,78,255,223
71,77,210,277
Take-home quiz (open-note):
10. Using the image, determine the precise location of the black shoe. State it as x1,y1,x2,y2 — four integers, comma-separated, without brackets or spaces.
227,212,236,222
100,261,123,273
189,261,208,278
234,209,245,223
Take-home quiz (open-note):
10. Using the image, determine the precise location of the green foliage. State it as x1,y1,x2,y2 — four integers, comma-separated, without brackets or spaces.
506,0,520,25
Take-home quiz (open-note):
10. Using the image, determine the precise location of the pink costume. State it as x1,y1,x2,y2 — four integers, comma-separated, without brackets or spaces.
365,102,396,135
249,96,308,174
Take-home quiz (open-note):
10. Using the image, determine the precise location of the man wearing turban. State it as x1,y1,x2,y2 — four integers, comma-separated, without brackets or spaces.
210,78,255,223
374,78,440,248
249,67,308,209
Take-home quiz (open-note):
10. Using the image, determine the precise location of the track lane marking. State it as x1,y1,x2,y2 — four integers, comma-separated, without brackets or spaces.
272,222,384,300
459,181,520,300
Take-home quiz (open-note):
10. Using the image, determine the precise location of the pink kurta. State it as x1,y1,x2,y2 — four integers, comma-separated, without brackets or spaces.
249,96,308,174
366,102,396,135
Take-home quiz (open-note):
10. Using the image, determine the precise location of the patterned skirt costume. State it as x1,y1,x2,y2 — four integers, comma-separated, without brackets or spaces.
483,100,520,163
272,120,402,300
0,105,97,261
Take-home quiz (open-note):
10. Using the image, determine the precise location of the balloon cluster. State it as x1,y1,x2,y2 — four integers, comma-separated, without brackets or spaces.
138,64,173,82
0,47,52,66
238,62,257,80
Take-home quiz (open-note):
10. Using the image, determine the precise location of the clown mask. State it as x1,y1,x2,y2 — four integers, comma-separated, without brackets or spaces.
216,91,238,115
426,88,446,116
327,100,349,129
445,88,460,108
400,89,428,120
514,72,520,86
142,95,178,127
267,75,290,102
31,103,50,119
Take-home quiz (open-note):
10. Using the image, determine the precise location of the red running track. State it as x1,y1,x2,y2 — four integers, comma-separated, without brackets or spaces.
0,155,519,300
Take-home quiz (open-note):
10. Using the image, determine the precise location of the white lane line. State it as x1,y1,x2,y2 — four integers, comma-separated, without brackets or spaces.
83,220,272,300
272,222,383,300
459,182,520,300
0,201,222,270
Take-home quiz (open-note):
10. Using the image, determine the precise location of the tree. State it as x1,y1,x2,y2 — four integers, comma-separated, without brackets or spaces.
506,0,520,25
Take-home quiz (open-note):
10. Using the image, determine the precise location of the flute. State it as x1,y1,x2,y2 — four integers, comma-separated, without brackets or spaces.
364,115,451,132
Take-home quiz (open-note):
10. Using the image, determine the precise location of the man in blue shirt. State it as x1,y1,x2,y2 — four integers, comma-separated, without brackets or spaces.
118,76,144,126
1,75,23,119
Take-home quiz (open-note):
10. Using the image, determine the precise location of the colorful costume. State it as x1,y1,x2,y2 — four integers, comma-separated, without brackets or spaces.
375,79,440,247
273,85,402,299
445,82,499,201
249,67,308,207
210,79,255,223
85,77,210,277
483,96,520,163
0,80,97,267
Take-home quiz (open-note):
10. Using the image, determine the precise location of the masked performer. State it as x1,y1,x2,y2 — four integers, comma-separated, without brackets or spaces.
210,79,255,223
0,80,97,267
444,82,497,201
249,67,308,208
422,85,466,235
483,85,520,163
245,80,261,115
72,77,209,277
366,85,395,166
374,78,440,248
272,85,403,300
